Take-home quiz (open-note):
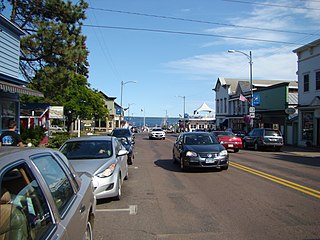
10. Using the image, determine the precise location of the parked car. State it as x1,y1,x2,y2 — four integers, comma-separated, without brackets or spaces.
111,128,135,143
212,131,243,152
243,128,284,151
118,136,134,165
50,125,66,132
172,132,229,171
0,147,96,240
149,127,166,140
59,136,129,200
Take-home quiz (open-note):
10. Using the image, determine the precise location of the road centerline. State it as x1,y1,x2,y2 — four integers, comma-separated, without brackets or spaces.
230,162,320,199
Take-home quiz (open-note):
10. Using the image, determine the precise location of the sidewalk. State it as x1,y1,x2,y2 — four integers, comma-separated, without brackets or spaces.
282,145,320,158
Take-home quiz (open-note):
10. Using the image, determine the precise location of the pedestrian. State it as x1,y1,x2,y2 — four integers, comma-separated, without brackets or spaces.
0,120,24,147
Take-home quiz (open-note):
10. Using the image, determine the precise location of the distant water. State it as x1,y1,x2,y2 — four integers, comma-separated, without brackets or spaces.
124,116,180,127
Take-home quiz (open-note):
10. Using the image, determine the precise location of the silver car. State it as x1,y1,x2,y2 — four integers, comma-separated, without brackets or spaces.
59,136,129,200
0,147,96,240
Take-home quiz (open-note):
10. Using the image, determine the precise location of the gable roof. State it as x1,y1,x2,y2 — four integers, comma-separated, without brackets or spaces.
214,77,297,95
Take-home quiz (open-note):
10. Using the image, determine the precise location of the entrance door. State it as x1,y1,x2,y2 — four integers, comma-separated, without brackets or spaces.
317,119,320,147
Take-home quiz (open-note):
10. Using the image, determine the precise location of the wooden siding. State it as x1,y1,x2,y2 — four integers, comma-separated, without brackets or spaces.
0,21,21,78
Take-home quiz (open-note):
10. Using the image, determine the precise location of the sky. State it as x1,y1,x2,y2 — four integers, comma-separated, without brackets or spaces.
4,0,320,117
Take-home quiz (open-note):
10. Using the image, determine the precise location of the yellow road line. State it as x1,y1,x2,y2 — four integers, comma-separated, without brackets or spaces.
230,162,320,199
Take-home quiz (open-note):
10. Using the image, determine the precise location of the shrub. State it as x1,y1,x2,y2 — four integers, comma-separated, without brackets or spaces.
48,132,72,149
20,125,46,147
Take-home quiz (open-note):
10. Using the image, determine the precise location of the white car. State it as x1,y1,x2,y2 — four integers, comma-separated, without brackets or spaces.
149,127,166,140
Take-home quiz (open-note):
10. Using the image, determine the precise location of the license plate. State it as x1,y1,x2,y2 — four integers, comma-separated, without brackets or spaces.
205,158,216,163
228,144,234,147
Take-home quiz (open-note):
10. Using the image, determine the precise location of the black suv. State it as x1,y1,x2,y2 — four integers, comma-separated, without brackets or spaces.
243,128,283,151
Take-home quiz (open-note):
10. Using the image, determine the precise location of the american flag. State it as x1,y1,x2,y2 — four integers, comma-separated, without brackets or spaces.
239,94,248,102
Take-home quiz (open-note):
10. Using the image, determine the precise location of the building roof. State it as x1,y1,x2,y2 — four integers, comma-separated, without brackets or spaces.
293,38,320,53
214,77,297,95
0,14,25,36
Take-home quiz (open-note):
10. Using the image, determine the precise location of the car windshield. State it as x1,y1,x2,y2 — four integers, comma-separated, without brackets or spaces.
60,140,113,159
184,134,219,145
152,128,162,132
265,130,281,137
213,131,235,137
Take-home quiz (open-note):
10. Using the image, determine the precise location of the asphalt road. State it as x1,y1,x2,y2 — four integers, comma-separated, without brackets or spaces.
93,132,320,240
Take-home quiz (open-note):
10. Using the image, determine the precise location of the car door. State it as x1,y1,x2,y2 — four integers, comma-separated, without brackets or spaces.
0,161,58,240
245,130,255,147
32,153,88,239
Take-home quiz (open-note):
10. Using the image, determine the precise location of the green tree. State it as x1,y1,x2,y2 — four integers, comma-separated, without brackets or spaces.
4,0,109,129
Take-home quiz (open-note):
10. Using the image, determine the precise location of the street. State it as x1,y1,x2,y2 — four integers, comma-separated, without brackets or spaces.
93,132,320,240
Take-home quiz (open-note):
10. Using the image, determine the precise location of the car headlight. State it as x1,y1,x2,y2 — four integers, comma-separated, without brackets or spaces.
97,163,116,178
218,150,228,157
186,151,198,157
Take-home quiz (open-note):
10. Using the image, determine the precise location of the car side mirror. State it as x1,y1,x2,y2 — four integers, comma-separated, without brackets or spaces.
117,149,128,157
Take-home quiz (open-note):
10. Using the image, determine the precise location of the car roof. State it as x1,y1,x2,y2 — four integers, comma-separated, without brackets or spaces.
64,135,115,142
0,147,61,166
181,132,212,136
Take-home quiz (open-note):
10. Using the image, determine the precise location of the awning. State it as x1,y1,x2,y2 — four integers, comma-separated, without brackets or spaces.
0,80,44,97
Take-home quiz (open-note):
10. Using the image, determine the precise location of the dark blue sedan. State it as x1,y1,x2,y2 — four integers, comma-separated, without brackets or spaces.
173,132,229,171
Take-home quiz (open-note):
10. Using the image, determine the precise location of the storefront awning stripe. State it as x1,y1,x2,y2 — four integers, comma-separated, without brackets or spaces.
0,80,44,97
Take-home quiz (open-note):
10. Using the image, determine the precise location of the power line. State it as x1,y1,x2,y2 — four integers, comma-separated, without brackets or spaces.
222,0,320,11
83,24,303,45
88,7,320,37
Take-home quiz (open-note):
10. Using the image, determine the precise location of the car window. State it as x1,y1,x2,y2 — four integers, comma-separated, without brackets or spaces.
184,134,218,145
60,140,113,159
32,155,74,216
265,130,281,137
1,163,54,240
115,138,125,153
152,128,162,132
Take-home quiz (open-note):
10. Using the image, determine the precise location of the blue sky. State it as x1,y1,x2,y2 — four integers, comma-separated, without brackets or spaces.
82,0,320,117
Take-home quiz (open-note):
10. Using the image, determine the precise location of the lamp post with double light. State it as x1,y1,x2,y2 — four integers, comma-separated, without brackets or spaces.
120,81,137,118
228,50,254,127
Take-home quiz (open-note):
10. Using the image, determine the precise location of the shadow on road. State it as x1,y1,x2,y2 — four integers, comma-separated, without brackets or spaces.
271,153,320,167
154,159,223,173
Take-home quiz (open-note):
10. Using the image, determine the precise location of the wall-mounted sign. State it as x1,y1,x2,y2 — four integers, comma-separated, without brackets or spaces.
285,107,295,115
252,94,260,106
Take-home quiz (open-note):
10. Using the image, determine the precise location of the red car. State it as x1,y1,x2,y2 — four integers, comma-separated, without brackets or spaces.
212,131,243,152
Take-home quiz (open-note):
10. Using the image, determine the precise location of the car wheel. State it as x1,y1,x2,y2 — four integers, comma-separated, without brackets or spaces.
114,176,122,200
221,165,229,170
84,219,93,240
234,148,239,153
254,142,259,151
124,168,129,180
173,152,177,164
127,156,133,165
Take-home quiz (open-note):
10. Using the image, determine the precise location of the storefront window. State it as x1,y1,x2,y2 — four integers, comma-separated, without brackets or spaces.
0,100,18,131
302,112,313,143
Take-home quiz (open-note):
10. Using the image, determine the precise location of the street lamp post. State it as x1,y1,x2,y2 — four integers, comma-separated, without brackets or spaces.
228,50,253,127
178,96,186,131
120,81,137,118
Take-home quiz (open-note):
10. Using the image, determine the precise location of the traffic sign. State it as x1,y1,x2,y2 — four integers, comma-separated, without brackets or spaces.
249,107,255,113
250,112,255,118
